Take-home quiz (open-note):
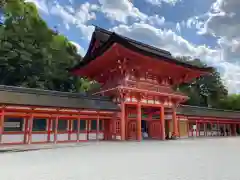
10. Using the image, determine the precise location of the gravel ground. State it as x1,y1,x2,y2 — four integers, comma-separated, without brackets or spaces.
0,137,240,180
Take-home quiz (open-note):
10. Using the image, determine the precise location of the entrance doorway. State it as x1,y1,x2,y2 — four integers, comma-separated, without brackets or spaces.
165,120,170,139
141,120,149,139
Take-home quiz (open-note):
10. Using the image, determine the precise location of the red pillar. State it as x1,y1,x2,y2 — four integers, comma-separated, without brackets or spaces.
160,106,165,140
77,117,80,142
203,122,207,136
120,102,126,141
137,103,142,141
196,121,198,137
217,121,220,136
198,122,201,136
223,124,226,136
125,107,129,140
210,122,213,136
47,118,51,142
67,120,71,141
96,115,100,141
86,120,90,140
54,116,58,143
28,115,33,144
109,120,113,140
23,117,28,144
112,119,116,140
172,108,178,137
0,109,4,144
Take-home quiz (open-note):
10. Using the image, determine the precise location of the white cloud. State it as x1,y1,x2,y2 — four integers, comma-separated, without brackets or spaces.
70,41,86,56
26,0,49,14
216,62,240,94
95,0,169,26
111,23,219,65
182,0,240,93
199,0,240,41
145,0,181,6
66,6,74,13
75,3,97,24
147,15,165,26
68,0,74,5
49,2,96,40
28,1,95,40
50,2,96,25
50,4,76,24
176,22,181,33
97,0,147,23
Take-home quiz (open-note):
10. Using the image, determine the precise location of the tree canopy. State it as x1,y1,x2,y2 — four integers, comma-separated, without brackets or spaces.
176,56,228,108
217,94,240,111
0,0,90,92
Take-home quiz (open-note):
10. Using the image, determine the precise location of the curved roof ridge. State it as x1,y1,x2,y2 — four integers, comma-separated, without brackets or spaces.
70,26,213,72
95,26,172,57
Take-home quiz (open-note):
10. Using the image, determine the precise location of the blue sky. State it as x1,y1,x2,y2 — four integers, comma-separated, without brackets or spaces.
28,0,240,94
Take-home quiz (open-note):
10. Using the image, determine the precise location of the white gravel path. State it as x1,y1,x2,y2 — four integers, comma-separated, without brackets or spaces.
1,137,240,180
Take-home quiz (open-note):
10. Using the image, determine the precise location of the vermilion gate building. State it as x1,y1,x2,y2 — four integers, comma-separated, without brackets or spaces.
0,27,240,145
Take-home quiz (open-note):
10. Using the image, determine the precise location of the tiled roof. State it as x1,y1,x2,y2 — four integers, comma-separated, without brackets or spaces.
178,105,240,119
0,85,119,111
70,27,213,72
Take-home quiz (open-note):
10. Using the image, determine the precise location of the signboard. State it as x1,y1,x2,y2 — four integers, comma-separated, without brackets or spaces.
4,122,21,128
4,118,23,132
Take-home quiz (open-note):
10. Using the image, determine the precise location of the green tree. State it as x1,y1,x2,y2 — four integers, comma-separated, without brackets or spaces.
0,0,87,92
176,56,228,107
217,94,240,111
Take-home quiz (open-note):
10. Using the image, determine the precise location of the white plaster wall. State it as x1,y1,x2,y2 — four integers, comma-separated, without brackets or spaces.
31,134,48,142
57,134,68,141
48,133,94,141
2,134,24,144
87,133,104,140
1,132,105,144
207,131,212,136
70,134,77,141
98,133,104,140
79,133,87,141
189,131,197,137
49,133,83,142
88,133,97,140
199,131,205,136
50,134,54,142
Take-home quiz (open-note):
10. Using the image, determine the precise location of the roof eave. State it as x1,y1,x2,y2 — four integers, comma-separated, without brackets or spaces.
70,27,214,73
